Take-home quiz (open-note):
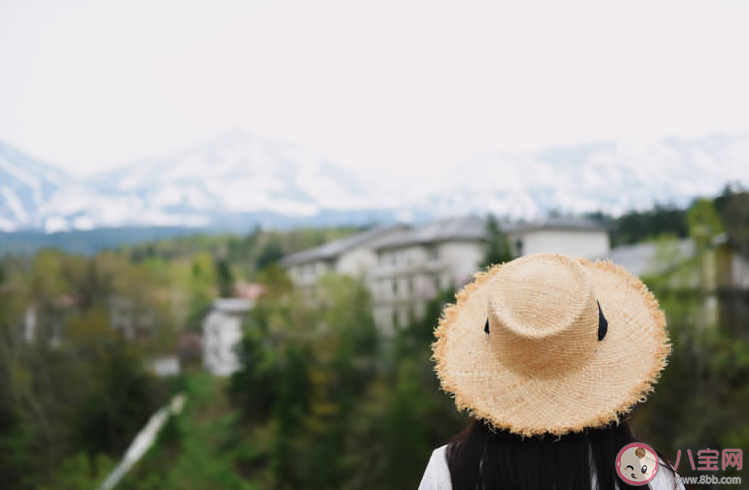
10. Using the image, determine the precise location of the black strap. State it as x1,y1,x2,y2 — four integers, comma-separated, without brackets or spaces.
597,301,608,341
484,301,609,341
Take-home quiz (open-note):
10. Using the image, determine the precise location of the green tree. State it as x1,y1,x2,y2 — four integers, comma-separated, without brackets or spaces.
229,273,381,489
610,205,688,246
255,238,284,271
481,214,512,267
0,249,172,489
345,288,466,489
687,198,724,250
715,190,749,254
37,453,113,490
215,258,234,297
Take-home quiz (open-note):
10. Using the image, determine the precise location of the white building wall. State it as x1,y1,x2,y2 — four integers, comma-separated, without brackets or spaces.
289,260,331,287
24,306,37,343
374,245,429,301
336,248,376,277
732,254,749,289
370,240,485,334
150,356,181,377
203,311,244,376
436,241,485,287
377,246,427,271
512,230,609,258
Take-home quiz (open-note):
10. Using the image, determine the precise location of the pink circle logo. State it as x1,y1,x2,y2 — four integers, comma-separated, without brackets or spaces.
615,442,659,486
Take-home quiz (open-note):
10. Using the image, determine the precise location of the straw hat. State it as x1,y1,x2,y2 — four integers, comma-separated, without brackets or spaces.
432,253,671,437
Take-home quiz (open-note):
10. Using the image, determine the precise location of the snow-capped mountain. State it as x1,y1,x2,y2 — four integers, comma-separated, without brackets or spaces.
0,142,68,231
36,130,396,233
407,136,749,219
1,130,748,233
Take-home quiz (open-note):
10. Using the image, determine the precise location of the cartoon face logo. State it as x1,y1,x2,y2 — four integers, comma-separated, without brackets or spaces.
615,442,658,486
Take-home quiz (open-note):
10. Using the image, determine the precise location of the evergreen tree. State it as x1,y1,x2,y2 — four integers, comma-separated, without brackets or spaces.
215,258,234,298
481,214,512,267
255,239,284,271
687,198,724,250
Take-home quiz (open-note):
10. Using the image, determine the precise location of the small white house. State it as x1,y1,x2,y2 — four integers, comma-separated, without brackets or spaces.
149,356,181,377
202,298,253,376
504,217,610,258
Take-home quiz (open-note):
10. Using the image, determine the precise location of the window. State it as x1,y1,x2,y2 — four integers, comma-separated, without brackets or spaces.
429,247,439,261
392,279,398,295
515,239,523,256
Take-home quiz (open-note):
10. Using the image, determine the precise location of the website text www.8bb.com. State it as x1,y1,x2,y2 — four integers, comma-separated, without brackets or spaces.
675,475,742,485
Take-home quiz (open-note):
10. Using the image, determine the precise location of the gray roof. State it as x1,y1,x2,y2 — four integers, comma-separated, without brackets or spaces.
280,216,609,261
603,239,696,276
374,216,487,251
280,225,408,267
503,217,606,234
373,216,606,251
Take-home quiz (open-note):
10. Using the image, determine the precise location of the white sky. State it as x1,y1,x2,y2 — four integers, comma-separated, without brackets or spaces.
1,0,748,177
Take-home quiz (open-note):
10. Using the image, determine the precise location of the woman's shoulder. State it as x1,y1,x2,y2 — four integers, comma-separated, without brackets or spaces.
417,445,452,490
432,444,448,460
650,457,687,490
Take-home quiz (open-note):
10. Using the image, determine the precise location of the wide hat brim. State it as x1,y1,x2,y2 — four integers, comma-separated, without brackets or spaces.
432,257,671,437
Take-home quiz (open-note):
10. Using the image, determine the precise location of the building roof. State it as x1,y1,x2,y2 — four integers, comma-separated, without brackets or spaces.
280,225,408,267
502,217,607,234
603,239,696,277
280,216,609,259
372,216,606,251
374,216,487,251
234,282,266,301
212,298,254,314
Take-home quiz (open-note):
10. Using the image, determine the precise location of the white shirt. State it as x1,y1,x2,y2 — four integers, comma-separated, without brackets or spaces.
418,445,687,490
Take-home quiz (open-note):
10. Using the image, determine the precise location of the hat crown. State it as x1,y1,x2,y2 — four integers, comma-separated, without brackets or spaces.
487,253,600,375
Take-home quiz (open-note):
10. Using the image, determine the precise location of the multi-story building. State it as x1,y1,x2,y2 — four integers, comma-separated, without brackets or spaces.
279,225,408,300
370,216,610,332
280,216,610,333
370,216,487,332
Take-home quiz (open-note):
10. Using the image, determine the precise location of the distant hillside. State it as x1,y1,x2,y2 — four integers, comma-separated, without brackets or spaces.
3,189,748,257
0,227,201,255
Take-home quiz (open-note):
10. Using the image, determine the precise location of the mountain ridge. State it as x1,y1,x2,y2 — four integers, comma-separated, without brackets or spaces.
1,130,747,234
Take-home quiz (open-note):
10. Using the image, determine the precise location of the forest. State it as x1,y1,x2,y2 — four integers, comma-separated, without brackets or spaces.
0,188,747,489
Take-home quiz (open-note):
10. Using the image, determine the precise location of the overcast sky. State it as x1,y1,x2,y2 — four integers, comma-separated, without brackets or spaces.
1,0,748,177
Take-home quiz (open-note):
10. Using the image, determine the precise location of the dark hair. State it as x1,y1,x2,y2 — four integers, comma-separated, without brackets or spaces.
446,419,677,490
